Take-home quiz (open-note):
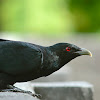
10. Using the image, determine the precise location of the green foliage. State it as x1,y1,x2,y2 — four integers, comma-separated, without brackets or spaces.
67,0,100,32
0,0,72,34
0,0,100,34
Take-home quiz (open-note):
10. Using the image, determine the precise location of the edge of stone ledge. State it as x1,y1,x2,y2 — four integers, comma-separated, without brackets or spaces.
31,81,93,88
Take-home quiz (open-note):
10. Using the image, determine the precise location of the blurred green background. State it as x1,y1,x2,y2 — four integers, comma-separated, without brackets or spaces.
0,0,100,36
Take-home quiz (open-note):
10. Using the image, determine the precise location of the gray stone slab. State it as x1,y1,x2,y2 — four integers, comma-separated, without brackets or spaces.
33,82,94,100
0,92,38,100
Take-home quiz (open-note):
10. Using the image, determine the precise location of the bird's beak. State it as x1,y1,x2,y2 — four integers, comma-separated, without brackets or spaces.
75,48,92,57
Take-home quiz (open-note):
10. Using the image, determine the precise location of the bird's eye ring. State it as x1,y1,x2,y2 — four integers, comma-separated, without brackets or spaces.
66,47,71,51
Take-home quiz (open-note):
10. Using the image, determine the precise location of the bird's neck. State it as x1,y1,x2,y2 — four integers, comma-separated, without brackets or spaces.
38,46,69,76
47,47,67,70
48,46,74,69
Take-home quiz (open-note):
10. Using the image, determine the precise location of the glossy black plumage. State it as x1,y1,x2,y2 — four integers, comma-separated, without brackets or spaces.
0,39,91,89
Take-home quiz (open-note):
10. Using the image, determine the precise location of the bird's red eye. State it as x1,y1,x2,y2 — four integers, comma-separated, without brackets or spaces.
66,47,71,51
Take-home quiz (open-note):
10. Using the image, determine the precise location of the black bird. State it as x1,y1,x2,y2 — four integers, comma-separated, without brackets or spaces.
0,39,92,97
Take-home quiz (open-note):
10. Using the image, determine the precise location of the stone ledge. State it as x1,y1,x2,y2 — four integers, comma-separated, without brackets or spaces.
0,82,94,100
0,92,38,100
33,82,94,100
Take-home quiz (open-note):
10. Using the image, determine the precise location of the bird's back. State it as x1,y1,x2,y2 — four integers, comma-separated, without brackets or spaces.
0,40,42,78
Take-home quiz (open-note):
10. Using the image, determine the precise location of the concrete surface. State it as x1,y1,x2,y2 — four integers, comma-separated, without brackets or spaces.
0,92,38,100
33,82,94,100
0,82,93,100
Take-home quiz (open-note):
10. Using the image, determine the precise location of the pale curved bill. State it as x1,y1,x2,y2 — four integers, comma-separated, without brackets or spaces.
75,48,92,57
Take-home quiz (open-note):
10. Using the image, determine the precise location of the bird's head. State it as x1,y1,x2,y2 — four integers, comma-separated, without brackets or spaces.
49,43,92,67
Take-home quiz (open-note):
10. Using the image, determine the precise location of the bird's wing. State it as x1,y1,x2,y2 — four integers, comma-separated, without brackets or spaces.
0,41,42,76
